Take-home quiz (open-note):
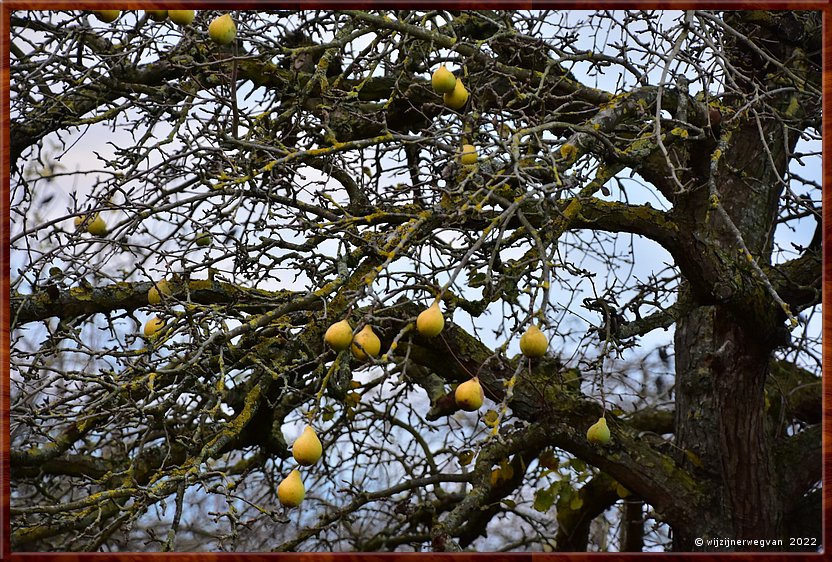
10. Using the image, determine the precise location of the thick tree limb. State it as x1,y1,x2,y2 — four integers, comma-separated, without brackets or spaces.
766,246,822,313
773,423,821,515
11,279,297,326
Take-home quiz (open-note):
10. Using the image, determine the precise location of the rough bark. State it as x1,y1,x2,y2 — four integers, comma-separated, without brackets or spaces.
670,11,820,550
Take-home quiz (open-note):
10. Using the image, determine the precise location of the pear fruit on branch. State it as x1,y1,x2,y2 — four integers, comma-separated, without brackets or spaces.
458,143,478,166
147,279,171,305
455,377,484,411
208,13,236,45
92,10,120,23
74,213,107,236
431,65,457,93
169,10,195,26
416,301,444,337
194,231,212,247
143,316,165,338
292,426,323,466
351,324,381,360
443,79,469,110
520,325,548,357
586,417,611,445
278,469,305,508
324,319,353,351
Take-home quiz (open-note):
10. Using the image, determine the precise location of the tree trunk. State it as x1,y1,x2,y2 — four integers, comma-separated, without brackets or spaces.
674,304,782,549
672,101,794,551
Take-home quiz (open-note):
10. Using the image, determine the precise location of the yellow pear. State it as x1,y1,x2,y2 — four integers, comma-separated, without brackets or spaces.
520,324,548,358
75,214,107,236
292,426,323,466
147,279,171,305
586,417,611,445
169,10,195,26
431,65,457,94
93,10,120,23
455,377,484,411
208,13,236,45
194,231,212,247
324,319,353,351
143,316,165,337
459,143,478,166
277,469,305,508
351,324,381,360
443,79,469,110
416,301,444,338
86,215,107,236
145,10,168,22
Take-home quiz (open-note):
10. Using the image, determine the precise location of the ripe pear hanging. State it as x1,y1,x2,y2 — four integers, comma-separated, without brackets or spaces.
416,302,444,337
520,325,548,357
144,316,165,337
169,10,195,26
431,66,457,94
93,10,120,23
324,319,353,351
75,214,107,236
455,377,484,411
194,231,212,247
459,144,478,166
351,324,381,360
277,469,305,508
587,417,611,445
208,13,236,45
292,426,323,466
443,79,469,110
147,279,171,305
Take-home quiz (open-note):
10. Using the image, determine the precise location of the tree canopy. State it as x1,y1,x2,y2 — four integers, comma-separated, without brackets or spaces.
9,9,822,552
